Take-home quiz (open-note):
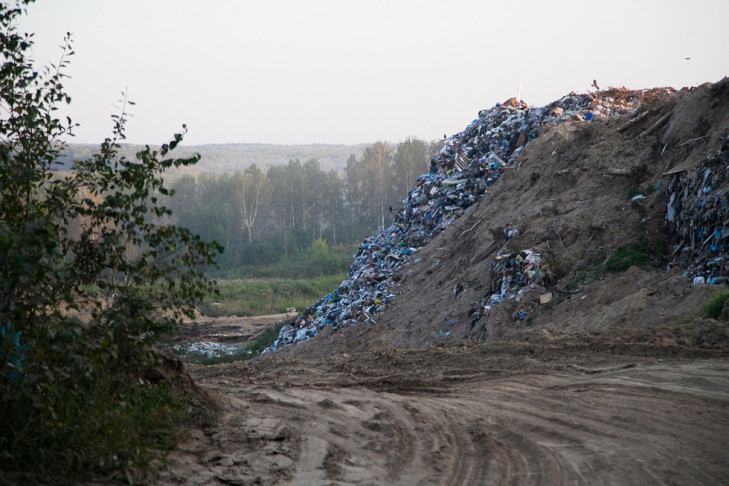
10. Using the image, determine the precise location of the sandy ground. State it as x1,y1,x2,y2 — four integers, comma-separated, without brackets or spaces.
155,330,729,486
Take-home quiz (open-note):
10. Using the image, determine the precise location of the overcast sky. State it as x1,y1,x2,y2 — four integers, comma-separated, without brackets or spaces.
19,0,729,146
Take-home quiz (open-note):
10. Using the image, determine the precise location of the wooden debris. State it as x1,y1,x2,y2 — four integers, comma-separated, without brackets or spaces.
638,112,671,138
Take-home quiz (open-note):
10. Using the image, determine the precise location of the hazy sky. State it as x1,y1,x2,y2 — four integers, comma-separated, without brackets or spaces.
19,0,729,146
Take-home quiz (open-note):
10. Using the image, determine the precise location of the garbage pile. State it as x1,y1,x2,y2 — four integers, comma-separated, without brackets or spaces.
173,341,245,359
490,249,547,298
467,248,554,327
269,88,671,352
666,134,729,285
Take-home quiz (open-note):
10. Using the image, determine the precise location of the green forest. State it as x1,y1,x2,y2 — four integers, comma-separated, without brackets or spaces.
164,137,442,277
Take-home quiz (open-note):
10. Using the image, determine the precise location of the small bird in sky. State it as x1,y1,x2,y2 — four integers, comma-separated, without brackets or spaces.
684,57,692,60
592,79,600,90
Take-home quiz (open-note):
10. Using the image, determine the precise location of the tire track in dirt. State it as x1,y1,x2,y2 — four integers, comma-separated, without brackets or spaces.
158,354,729,485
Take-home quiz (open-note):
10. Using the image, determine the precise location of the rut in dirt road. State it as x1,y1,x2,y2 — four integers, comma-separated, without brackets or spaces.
158,349,729,485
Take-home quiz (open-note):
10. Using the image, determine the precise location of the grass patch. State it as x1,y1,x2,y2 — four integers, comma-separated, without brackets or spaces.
209,243,358,280
666,314,696,329
199,274,345,317
563,249,608,291
565,263,602,291
605,240,666,272
704,290,729,320
561,240,666,294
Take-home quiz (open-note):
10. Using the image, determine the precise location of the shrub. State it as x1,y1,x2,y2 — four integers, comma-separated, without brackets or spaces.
704,290,729,320
0,2,221,481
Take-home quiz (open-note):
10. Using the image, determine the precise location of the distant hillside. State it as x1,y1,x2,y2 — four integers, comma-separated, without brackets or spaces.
56,142,369,173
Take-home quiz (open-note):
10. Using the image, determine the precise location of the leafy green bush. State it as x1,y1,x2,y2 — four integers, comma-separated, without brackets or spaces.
0,2,220,481
704,290,729,320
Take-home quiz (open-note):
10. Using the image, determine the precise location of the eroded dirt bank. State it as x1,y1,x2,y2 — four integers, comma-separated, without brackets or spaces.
157,337,729,485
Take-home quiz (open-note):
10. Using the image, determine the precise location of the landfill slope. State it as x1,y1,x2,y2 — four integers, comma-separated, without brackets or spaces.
157,80,729,486
274,78,729,357
270,88,679,351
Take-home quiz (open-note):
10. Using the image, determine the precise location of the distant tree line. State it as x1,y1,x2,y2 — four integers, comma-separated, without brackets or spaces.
57,142,368,174
166,137,443,269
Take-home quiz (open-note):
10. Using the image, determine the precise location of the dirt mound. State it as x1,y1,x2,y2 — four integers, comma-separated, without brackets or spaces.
274,78,729,358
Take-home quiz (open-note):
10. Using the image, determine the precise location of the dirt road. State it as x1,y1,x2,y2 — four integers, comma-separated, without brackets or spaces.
158,340,729,485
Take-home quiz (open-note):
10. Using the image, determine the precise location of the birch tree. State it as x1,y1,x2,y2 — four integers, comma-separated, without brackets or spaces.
234,164,271,244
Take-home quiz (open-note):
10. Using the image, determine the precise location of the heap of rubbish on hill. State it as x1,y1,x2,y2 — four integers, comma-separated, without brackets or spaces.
268,87,684,352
